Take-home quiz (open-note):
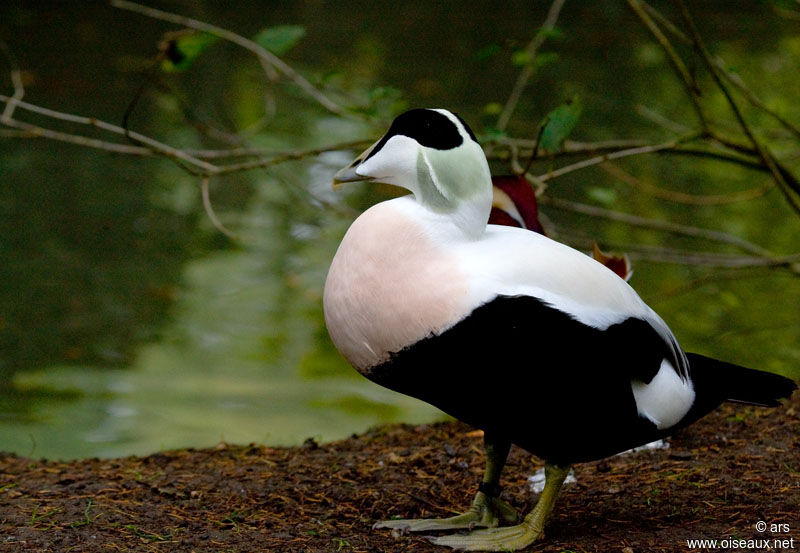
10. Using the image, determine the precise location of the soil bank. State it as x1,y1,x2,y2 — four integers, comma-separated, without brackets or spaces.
1,392,798,552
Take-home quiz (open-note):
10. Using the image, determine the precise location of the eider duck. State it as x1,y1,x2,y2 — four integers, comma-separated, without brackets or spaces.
323,108,796,551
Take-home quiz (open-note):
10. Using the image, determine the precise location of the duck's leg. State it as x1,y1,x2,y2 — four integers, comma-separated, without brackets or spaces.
374,434,517,532
429,462,570,551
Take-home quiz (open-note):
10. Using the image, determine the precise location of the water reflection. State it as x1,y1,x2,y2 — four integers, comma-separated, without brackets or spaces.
1,2,799,459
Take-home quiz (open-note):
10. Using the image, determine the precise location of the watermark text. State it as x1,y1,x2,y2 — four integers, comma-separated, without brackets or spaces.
685,521,795,550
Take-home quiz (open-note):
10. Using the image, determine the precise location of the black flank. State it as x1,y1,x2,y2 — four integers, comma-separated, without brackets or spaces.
367,295,678,466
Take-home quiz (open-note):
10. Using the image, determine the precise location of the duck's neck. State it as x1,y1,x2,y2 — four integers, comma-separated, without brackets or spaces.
450,192,492,239
393,192,490,242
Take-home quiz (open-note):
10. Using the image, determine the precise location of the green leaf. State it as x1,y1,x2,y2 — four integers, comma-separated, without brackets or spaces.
512,50,559,68
533,51,560,69
161,32,218,72
475,43,501,61
538,96,582,152
252,25,306,55
511,49,531,67
536,26,565,41
479,127,507,142
483,102,503,116
586,186,617,206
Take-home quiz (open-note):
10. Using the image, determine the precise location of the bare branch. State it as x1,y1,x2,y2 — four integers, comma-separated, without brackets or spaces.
626,246,800,269
0,116,151,155
555,230,800,269
676,0,800,215
110,0,353,119
625,0,707,129
771,0,800,21
0,128,40,138
496,0,567,131
0,40,25,120
600,161,772,205
641,0,800,141
539,195,775,258
1,88,372,176
212,140,373,174
185,139,372,161
493,136,650,154
488,134,785,180
635,104,693,135
535,133,701,182
0,1,795,254
201,176,243,240
1,94,217,172
611,244,800,269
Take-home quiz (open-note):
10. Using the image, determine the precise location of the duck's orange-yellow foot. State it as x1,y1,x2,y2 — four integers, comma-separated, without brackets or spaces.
428,517,544,551
373,491,517,532
428,464,571,552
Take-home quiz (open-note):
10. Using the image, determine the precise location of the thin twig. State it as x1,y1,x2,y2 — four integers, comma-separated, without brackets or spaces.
0,128,42,138
676,0,800,215
213,141,373,174
600,162,772,205
539,195,775,258
0,117,152,155
486,138,646,166
635,105,693,135
652,269,771,302
0,90,371,174
552,227,800,270
496,0,567,131
642,0,800,141
536,133,701,182
0,40,24,120
201,176,242,240
557,237,800,269
1,94,217,172
561,138,650,152
665,145,772,172
110,0,352,118
625,246,800,269
771,0,800,21
625,0,707,129
489,135,774,175
185,139,372,160
185,146,279,159
502,138,652,154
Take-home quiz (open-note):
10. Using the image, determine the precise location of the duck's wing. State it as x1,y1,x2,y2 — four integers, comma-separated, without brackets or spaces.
453,225,693,426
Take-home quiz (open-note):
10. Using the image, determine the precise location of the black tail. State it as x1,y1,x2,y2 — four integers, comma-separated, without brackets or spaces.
688,352,797,412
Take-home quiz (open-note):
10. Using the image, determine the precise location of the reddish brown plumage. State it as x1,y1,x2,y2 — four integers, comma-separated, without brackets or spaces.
490,175,545,234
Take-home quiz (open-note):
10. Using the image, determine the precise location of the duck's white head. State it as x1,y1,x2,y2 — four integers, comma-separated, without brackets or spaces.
334,108,492,237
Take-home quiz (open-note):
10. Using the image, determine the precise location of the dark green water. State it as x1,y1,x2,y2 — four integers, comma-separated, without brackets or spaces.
1,2,798,459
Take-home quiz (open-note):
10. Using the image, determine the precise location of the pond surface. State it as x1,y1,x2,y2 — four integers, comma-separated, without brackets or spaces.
1,2,799,459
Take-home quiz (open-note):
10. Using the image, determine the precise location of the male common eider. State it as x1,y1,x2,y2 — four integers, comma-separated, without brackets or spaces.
323,108,796,551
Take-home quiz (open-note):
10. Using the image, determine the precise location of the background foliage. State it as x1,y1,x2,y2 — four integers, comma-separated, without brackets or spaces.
1,1,799,459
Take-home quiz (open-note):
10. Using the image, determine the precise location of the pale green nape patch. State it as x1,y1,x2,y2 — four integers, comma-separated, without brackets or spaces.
414,145,490,213
415,149,451,211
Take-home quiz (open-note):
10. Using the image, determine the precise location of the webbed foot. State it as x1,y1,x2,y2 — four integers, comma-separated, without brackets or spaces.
426,463,571,552
428,517,544,551
374,490,517,532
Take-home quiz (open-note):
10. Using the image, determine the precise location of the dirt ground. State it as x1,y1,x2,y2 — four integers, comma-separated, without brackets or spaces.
1,391,798,553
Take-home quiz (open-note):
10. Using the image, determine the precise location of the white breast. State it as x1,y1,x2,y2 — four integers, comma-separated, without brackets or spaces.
323,198,470,371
